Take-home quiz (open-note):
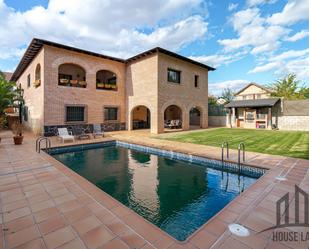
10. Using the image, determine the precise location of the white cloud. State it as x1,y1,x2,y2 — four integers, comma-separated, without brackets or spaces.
189,51,244,68
283,57,309,79
267,0,309,26
228,3,238,11
285,30,309,42
209,79,251,96
248,48,309,80
270,48,309,61
247,0,277,7
0,0,208,59
248,61,281,73
218,8,289,54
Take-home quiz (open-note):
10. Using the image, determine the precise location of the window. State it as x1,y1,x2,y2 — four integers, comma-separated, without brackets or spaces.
256,94,261,99
242,95,247,100
65,106,86,122
34,64,41,87
96,70,117,90
194,75,199,88
167,69,181,83
27,74,31,88
104,107,118,121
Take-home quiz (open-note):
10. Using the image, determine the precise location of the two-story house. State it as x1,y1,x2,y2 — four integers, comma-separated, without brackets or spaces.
225,83,280,129
10,38,215,135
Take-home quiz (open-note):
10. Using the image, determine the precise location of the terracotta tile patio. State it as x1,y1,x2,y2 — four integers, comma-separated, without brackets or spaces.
0,129,308,249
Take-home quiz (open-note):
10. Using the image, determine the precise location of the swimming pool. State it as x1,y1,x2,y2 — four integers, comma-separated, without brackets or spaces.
50,141,264,241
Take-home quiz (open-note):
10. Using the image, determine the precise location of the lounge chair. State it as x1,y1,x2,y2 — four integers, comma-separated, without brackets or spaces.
57,128,75,143
175,119,182,129
168,120,177,129
93,124,104,138
72,126,91,140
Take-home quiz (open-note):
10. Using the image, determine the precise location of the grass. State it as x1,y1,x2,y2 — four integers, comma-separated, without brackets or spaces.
160,128,309,159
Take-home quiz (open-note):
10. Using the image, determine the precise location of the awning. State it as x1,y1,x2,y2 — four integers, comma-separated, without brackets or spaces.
225,98,280,108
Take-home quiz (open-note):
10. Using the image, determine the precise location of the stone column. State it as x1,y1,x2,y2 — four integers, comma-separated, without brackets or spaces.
268,107,272,129
226,108,231,127
231,107,236,127
182,109,190,131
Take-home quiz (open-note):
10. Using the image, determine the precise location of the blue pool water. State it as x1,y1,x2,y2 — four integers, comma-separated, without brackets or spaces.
50,142,263,241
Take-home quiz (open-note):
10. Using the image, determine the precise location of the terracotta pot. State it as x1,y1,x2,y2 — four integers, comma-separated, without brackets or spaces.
13,135,23,145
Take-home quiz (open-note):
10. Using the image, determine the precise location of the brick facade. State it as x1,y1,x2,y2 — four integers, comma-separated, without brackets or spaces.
14,42,211,135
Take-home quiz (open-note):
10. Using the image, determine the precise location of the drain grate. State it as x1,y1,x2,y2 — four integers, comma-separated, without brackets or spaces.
228,224,250,237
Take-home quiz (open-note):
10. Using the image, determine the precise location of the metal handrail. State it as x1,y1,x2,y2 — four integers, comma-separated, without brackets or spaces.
221,141,229,163
238,142,245,173
36,136,51,153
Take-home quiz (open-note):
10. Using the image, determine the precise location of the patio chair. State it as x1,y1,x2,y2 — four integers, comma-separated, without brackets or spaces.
168,120,177,129
57,128,75,143
175,120,182,129
72,126,91,140
93,124,104,138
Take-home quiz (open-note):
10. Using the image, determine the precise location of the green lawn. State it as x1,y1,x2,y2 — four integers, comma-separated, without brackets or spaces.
160,128,309,159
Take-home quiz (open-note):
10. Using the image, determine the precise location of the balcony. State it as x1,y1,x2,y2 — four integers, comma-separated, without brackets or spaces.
59,79,87,88
58,63,87,89
96,70,117,91
96,82,117,91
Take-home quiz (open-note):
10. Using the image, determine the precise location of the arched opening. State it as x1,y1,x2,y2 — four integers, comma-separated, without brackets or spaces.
164,105,182,130
190,106,201,129
132,106,150,130
58,63,86,88
34,64,41,87
96,70,117,91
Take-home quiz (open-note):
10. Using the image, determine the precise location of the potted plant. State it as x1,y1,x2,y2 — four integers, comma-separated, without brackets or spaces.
97,83,104,88
70,79,78,85
33,79,41,87
12,122,23,145
79,81,87,87
0,71,23,143
60,78,69,84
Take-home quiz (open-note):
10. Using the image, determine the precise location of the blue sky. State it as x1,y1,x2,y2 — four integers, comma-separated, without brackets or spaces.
0,0,308,96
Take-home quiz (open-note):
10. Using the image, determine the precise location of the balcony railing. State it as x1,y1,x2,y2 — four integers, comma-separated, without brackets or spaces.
59,79,87,88
96,83,117,91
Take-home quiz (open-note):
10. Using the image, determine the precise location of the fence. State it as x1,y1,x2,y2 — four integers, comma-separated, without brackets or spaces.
208,104,226,116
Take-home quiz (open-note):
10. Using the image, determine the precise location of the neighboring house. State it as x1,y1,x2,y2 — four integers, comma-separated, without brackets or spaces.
225,83,280,129
10,38,215,135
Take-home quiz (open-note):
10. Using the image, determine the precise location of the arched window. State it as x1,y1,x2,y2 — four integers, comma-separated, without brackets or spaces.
58,63,86,88
34,64,41,87
164,105,182,129
96,70,117,91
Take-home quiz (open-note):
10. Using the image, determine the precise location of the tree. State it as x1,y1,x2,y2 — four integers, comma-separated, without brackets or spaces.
221,88,234,103
0,71,24,128
208,95,218,105
270,73,308,99
298,87,309,99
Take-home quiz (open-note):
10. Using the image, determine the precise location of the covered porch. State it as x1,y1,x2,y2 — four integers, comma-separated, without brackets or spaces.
225,98,280,129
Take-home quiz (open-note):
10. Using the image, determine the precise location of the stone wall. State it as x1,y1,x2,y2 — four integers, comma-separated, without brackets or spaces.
276,116,309,131
16,48,45,135
208,116,226,127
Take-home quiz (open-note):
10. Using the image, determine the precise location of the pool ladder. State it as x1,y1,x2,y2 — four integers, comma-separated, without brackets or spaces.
238,142,245,173
36,136,51,153
221,141,245,173
221,141,229,164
